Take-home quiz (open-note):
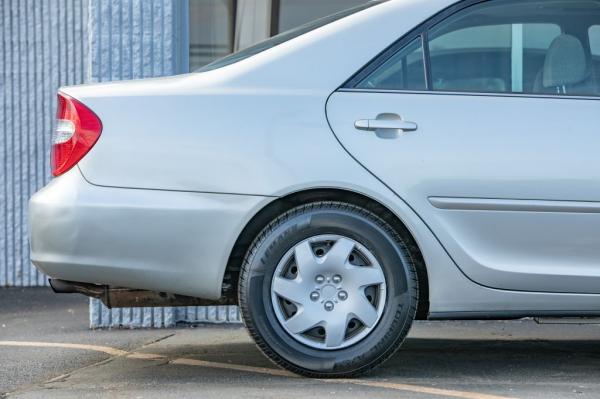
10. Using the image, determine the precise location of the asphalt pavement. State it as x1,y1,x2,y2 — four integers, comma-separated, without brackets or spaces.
1,287,600,398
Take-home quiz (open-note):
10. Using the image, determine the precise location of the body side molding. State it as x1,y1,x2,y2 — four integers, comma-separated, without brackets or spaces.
429,197,600,214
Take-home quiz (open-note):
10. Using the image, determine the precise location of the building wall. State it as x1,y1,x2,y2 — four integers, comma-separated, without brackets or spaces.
0,0,88,287
86,0,240,328
0,0,238,327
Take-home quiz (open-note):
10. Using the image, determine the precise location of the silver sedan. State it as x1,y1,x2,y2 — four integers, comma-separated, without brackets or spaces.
29,0,600,377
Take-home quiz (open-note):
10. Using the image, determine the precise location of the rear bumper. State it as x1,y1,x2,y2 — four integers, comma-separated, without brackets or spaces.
29,168,268,299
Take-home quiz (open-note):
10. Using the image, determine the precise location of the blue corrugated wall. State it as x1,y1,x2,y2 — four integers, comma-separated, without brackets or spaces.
0,0,88,287
85,0,239,328
0,0,240,327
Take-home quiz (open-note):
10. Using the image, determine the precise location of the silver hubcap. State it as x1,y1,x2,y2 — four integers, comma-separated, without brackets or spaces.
270,234,387,350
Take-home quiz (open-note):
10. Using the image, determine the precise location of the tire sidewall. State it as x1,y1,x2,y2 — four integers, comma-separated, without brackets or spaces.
240,205,417,375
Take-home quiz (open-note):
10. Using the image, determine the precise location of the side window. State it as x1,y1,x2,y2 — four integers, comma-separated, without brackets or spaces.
429,23,560,93
354,0,600,97
428,0,598,96
429,24,513,93
356,37,426,90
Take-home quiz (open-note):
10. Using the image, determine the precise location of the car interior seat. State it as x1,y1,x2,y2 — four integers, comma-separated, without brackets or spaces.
533,34,598,95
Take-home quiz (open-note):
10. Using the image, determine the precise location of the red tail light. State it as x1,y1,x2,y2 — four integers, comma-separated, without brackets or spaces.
51,92,102,177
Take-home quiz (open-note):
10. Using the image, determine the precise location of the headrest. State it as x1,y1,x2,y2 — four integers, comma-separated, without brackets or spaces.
543,34,588,88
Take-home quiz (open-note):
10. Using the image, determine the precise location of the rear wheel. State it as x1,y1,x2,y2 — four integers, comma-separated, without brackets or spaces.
238,201,418,377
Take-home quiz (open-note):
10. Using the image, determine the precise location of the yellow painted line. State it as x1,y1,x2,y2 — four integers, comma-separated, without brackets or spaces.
0,340,518,399
172,357,517,399
171,357,298,378
126,352,166,360
0,340,128,357
331,379,517,399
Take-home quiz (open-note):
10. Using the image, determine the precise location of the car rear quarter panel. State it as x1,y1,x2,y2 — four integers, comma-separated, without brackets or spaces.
64,0,454,196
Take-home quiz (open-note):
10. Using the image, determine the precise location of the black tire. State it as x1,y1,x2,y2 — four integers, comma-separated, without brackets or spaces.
238,201,418,378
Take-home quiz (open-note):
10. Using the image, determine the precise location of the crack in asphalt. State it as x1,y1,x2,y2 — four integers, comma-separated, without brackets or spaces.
1,333,176,398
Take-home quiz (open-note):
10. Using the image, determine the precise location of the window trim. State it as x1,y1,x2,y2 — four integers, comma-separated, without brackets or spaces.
341,0,600,101
591,25,600,56
422,30,433,89
337,87,600,101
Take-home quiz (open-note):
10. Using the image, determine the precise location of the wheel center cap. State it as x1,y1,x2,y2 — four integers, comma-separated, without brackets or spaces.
321,284,337,300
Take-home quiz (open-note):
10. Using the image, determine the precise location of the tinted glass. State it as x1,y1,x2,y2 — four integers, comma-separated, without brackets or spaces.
428,0,600,96
278,0,369,33
189,0,236,70
356,37,426,90
197,1,386,72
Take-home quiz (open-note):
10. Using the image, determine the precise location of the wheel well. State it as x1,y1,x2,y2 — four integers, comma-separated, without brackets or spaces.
222,189,430,320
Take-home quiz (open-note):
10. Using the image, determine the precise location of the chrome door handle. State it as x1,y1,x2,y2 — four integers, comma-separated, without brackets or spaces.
354,119,418,132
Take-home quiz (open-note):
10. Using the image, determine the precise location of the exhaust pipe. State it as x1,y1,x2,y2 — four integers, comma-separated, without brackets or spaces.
49,278,80,294
49,279,236,309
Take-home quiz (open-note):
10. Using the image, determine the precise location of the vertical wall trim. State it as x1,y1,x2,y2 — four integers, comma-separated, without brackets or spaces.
269,0,280,37
175,0,189,73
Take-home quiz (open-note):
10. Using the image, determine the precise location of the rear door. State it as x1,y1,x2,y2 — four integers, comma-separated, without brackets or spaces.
327,0,600,293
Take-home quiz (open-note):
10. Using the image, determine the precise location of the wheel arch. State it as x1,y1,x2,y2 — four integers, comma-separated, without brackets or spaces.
223,188,430,320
